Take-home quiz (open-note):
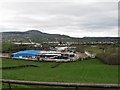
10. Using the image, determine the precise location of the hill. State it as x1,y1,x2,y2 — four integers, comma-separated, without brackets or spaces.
1,30,119,43
2,30,71,43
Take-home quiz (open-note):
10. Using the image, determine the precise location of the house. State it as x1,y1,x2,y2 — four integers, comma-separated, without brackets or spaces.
55,46,76,51
0,50,9,57
84,51,96,58
0,53,9,57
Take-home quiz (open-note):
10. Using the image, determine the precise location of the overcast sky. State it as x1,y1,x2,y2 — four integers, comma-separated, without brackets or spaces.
0,0,118,37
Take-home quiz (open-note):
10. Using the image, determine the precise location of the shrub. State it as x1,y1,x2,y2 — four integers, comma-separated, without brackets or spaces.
105,53,120,65
96,52,120,65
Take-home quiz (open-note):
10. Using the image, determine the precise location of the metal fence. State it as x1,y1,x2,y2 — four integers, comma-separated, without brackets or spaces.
0,79,120,90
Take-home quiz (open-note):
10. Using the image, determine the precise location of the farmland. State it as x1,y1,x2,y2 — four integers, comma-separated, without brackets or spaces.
1,58,118,89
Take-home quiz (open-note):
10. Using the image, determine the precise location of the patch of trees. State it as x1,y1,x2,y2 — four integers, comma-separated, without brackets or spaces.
2,43,39,53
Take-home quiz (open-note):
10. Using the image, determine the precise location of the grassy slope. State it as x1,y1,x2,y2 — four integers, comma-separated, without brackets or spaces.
2,58,118,84
81,45,119,54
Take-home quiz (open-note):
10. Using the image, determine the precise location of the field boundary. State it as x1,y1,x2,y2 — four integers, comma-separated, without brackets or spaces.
0,79,120,90
0,65,38,70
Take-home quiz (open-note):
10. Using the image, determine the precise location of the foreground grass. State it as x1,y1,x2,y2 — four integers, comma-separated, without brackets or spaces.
1,58,119,89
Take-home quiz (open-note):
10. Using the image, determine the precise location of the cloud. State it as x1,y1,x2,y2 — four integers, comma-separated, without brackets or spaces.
0,1,118,37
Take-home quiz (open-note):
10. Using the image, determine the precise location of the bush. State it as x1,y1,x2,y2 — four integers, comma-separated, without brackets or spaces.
105,53,120,65
96,52,120,65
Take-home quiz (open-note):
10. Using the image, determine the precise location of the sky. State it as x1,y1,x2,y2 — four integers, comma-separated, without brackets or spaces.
0,0,118,37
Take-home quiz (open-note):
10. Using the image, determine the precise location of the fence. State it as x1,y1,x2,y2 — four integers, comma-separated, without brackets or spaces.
0,79,120,90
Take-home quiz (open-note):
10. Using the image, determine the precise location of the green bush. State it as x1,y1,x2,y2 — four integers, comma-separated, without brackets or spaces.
105,53,120,65
96,52,120,65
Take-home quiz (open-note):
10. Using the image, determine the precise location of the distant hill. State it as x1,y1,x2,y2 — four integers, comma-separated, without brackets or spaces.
2,30,72,43
2,30,119,43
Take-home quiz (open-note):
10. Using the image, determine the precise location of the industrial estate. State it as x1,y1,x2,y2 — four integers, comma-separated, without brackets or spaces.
11,47,95,62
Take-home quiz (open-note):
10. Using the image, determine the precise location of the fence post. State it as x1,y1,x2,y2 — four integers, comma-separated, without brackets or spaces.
8,83,11,90
76,87,78,90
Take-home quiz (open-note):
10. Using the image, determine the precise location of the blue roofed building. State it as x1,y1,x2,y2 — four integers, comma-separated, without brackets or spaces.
12,50,40,60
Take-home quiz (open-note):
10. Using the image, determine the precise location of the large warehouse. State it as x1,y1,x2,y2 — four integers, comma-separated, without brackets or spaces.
12,50,40,59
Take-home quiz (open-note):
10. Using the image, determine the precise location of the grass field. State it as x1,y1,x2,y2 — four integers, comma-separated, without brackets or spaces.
1,58,119,89
81,45,119,54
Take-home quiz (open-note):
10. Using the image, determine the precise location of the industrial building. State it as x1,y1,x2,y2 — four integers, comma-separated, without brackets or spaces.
12,50,40,60
12,50,76,62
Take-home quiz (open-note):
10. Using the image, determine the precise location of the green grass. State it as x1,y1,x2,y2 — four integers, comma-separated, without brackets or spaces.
81,45,120,54
1,58,119,89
